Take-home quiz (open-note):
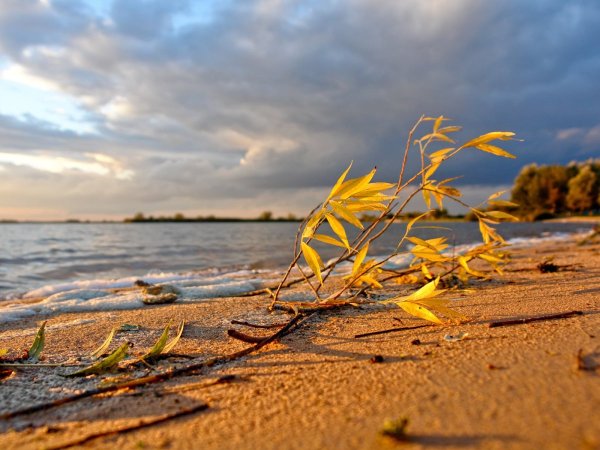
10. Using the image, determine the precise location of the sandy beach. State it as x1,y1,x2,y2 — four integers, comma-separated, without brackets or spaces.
1,233,599,450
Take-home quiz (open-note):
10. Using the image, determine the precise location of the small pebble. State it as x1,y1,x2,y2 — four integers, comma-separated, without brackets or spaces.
411,339,421,345
369,355,384,364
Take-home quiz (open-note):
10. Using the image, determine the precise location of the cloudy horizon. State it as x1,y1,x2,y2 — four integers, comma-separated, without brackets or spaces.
0,0,599,220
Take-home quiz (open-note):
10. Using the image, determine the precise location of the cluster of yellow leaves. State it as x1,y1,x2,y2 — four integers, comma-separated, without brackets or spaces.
407,236,450,263
471,191,520,244
300,163,394,285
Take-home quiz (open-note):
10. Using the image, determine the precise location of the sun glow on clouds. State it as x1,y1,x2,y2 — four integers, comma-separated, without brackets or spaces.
0,152,134,180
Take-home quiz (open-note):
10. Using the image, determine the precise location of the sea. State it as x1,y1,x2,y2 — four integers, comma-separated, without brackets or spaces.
0,221,592,322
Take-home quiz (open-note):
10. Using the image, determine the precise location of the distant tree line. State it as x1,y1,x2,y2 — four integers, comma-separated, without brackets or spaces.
123,211,302,223
510,159,600,220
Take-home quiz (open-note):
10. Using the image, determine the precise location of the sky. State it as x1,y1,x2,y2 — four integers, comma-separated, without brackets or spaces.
0,0,598,220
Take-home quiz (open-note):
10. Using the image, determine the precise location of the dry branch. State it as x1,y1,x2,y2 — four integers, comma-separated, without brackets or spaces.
45,402,208,450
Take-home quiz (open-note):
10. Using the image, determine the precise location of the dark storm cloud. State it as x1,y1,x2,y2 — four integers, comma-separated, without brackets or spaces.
0,0,599,218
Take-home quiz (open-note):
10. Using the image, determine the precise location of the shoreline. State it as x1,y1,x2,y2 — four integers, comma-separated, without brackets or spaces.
1,233,599,449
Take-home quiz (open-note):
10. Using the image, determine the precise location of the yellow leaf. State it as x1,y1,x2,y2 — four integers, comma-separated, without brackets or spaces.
329,201,364,229
458,256,487,278
412,250,449,262
359,275,383,289
433,115,444,132
405,212,429,234
302,211,324,239
352,244,369,276
422,188,432,209
327,162,353,200
475,144,516,159
301,242,323,284
313,233,347,248
489,199,519,208
487,190,506,201
415,298,465,319
485,210,519,221
397,301,443,324
344,201,388,212
424,162,440,180
420,133,455,144
437,125,462,134
429,147,455,162
405,277,442,302
407,236,447,252
462,131,516,148
421,264,432,279
359,182,396,193
336,168,376,199
478,252,503,264
325,214,349,249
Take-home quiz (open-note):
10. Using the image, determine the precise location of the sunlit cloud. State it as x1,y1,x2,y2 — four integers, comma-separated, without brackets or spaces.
0,152,134,180
1,63,59,92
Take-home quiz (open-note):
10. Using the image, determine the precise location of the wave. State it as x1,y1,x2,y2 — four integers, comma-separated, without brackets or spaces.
0,229,588,323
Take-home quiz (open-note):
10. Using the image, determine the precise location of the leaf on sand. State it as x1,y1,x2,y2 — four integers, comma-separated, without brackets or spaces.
27,321,46,361
163,320,185,354
0,349,8,357
66,342,130,377
140,320,184,361
380,417,410,441
90,327,117,358
405,278,444,302
301,242,324,284
140,323,171,361
397,302,443,324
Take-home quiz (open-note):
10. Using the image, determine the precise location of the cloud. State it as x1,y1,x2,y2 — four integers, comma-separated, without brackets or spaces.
0,0,599,219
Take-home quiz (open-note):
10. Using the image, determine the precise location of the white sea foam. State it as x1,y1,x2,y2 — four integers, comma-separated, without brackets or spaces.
0,270,268,322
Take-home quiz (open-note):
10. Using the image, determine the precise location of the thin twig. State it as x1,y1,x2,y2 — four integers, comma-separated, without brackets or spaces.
354,324,432,338
45,403,209,450
227,329,266,344
488,310,583,328
230,319,288,329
